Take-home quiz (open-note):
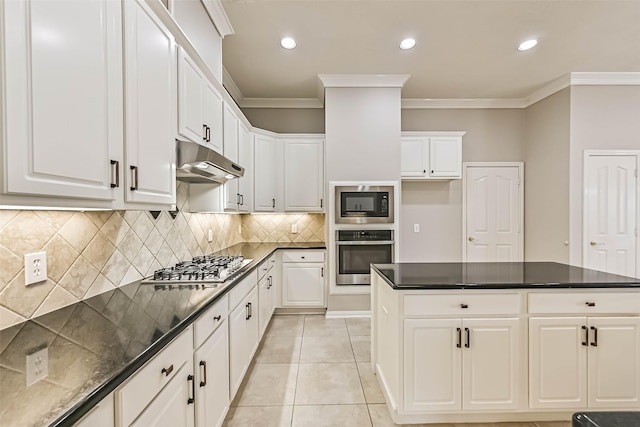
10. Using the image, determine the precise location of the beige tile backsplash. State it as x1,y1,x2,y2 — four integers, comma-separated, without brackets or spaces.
0,183,325,329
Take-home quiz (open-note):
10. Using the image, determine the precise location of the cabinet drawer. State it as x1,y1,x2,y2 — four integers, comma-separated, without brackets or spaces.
117,326,192,426
229,270,257,308
268,255,277,271
257,261,270,280
528,292,640,314
194,294,228,349
281,250,324,263
404,293,521,316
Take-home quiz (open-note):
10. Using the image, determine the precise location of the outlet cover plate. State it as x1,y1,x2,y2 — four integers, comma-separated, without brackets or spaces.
26,347,48,386
24,252,47,286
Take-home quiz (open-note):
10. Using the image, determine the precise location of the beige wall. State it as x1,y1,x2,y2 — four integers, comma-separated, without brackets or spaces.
399,109,526,262
524,88,571,262
241,108,325,134
568,85,640,265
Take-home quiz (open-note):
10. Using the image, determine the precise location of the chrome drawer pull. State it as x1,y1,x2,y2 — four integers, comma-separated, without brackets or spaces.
199,361,207,387
585,301,596,307
460,303,468,309
161,364,174,376
187,375,195,404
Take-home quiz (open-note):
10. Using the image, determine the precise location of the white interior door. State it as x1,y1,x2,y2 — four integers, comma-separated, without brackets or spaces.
584,153,638,277
463,164,523,262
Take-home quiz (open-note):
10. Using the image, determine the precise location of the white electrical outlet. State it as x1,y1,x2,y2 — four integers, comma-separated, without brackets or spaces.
24,252,47,286
291,224,298,234
413,224,420,233
238,224,242,234
26,347,48,386
207,229,213,242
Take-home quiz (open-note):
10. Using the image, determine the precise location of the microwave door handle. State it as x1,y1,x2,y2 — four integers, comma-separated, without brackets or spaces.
336,241,395,245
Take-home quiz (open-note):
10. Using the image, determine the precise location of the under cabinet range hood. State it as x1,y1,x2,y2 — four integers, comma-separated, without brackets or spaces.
176,140,244,184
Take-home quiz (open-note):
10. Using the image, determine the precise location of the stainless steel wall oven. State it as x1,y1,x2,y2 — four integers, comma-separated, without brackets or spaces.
336,230,394,285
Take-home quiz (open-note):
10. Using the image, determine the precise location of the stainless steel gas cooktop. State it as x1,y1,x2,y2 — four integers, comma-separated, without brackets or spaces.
143,255,252,289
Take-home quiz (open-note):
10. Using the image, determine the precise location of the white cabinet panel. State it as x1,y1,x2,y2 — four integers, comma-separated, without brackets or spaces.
194,323,229,427
284,138,324,212
400,133,463,180
229,286,259,398
178,49,205,144
430,136,462,178
203,83,224,153
254,134,280,212
404,318,462,412
281,263,325,307
123,0,176,205
74,393,114,427
401,137,428,178
3,0,122,201
462,318,520,410
223,104,239,210
237,124,253,212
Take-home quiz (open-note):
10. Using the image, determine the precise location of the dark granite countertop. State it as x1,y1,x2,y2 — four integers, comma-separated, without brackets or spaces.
0,242,325,427
572,411,640,426
372,262,640,290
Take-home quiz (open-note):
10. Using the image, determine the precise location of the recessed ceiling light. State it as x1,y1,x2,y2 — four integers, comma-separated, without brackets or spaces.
400,38,416,50
280,37,296,50
517,39,538,51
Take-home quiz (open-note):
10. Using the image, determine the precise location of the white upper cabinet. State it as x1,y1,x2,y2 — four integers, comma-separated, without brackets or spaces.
237,124,253,212
1,0,123,204
177,47,223,153
283,138,324,212
1,0,176,209
223,104,239,211
123,0,176,206
253,134,281,212
401,132,465,180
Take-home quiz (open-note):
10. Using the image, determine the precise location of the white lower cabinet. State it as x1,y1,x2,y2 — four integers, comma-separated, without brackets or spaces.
74,393,114,427
258,255,278,337
281,250,326,308
229,279,259,398
404,317,520,412
194,323,229,427
529,316,640,409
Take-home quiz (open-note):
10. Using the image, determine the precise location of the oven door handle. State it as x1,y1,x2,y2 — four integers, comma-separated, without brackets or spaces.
336,241,395,245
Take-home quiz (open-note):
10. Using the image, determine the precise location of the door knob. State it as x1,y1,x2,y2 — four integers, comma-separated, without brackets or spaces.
468,237,476,242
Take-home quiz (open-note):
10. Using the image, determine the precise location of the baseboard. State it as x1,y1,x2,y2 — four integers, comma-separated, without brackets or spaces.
324,310,371,319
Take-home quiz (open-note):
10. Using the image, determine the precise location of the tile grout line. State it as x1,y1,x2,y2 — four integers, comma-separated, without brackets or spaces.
346,318,375,426
289,314,308,427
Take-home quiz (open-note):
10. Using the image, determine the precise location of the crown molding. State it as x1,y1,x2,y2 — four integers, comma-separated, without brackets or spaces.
201,0,234,37
224,71,640,110
402,98,527,109
318,74,410,88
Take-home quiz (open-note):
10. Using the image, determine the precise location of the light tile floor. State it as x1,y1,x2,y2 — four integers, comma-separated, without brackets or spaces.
223,315,571,427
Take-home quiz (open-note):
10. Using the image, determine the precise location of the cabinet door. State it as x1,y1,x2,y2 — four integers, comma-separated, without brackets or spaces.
3,0,122,201
194,324,229,427
268,274,277,317
130,364,195,427
429,136,462,178
401,137,428,178
258,275,271,338
254,135,279,211
462,318,520,410
281,263,325,307
203,83,224,154
284,139,324,212
228,297,249,398
529,317,587,409
223,104,239,211
404,318,462,412
177,48,204,144
237,125,253,212
587,316,640,408
246,287,260,358
123,0,176,206
74,393,114,427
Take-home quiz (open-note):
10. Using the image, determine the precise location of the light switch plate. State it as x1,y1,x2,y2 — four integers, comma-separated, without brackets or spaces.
24,252,47,286
291,224,298,234
413,224,420,233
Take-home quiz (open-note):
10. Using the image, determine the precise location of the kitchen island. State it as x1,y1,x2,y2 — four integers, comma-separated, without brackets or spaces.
370,262,640,425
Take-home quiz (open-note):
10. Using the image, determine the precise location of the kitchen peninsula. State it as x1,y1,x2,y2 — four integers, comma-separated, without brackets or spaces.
370,262,640,425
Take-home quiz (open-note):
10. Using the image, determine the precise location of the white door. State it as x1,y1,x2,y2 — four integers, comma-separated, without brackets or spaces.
587,316,640,408
284,139,324,212
123,0,176,206
462,318,520,410
584,153,638,277
529,317,587,409
254,135,279,212
194,325,229,427
464,164,523,262
404,318,462,412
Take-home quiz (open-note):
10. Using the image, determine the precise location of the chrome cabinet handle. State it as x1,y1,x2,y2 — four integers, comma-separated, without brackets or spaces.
245,303,250,320
585,301,596,307
460,303,468,309
187,375,195,404
214,315,221,321
203,124,207,141
129,165,139,191
110,160,120,188
272,198,275,208
321,267,324,277
320,198,323,208
240,194,244,205
464,327,470,348
590,326,598,347
456,327,462,348
581,325,588,346
206,125,211,142
199,360,207,387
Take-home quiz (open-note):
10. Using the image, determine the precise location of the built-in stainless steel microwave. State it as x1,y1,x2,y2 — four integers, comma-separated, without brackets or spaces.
335,185,394,224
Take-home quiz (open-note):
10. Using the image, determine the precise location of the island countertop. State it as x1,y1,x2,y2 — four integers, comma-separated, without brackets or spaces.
371,262,640,290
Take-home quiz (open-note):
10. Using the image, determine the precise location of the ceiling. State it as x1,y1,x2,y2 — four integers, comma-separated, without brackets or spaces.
219,0,640,108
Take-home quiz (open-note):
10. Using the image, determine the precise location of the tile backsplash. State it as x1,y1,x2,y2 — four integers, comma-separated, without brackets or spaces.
0,183,325,329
